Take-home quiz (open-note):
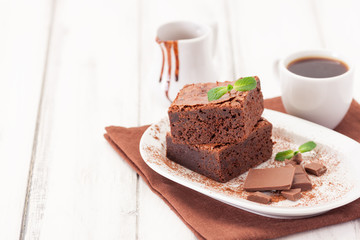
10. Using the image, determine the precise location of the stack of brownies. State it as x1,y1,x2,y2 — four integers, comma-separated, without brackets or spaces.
166,76,274,183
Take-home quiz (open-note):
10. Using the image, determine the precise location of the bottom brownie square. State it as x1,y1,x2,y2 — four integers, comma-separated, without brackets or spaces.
166,118,273,183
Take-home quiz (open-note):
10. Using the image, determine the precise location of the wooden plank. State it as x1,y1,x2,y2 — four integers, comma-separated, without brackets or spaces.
229,1,359,239
280,220,359,240
23,0,139,239
137,0,233,238
313,0,360,102
228,0,323,99
0,0,52,239
137,181,197,240
309,1,360,238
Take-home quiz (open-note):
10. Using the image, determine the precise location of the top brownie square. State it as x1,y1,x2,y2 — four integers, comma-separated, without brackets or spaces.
168,76,264,145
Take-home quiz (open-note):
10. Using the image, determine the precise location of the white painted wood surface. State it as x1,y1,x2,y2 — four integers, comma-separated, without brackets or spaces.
23,0,139,239
0,0,52,239
1,0,359,239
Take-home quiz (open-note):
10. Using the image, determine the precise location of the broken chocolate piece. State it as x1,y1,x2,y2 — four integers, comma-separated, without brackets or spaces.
247,191,271,204
287,164,312,192
281,188,302,201
284,164,307,176
244,167,295,191
294,165,306,175
285,159,297,166
292,174,312,191
305,163,327,176
292,153,303,164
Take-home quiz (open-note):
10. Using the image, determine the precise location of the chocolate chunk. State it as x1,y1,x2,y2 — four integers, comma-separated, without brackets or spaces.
284,164,307,175
292,174,312,191
292,153,303,164
285,159,297,166
290,164,312,191
281,188,302,201
247,191,271,204
294,165,306,175
305,163,327,176
244,167,295,191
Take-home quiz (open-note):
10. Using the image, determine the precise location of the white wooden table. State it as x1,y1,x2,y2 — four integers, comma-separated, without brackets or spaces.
2,0,360,239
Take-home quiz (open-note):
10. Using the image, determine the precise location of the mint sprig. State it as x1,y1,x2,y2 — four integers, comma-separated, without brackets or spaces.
275,150,295,161
298,141,317,153
207,77,257,102
207,84,233,102
234,77,257,91
275,141,317,161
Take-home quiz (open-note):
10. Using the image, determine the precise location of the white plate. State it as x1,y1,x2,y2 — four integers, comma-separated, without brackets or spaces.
139,109,360,219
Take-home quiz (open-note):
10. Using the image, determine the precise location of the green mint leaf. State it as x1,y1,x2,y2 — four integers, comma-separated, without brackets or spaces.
233,77,257,91
207,86,228,101
298,141,317,153
275,150,295,161
207,76,256,102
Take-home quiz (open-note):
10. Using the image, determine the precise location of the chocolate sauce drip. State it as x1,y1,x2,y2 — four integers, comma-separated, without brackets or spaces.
173,42,179,81
156,37,180,101
164,41,172,99
158,40,165,83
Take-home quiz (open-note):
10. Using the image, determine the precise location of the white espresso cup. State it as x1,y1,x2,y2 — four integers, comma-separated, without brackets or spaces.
279,50,354,129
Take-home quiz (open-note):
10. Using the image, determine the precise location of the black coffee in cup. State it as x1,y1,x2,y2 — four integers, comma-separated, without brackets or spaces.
287,57,348,78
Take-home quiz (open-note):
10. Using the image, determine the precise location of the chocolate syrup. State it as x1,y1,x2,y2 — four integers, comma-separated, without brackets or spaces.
156,37,179,100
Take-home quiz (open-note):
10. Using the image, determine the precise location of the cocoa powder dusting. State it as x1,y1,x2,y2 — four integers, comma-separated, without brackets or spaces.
154,124,160,133
271,194,287,203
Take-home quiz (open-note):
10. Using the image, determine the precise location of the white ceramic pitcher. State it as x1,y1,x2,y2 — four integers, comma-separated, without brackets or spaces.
156,21,218,101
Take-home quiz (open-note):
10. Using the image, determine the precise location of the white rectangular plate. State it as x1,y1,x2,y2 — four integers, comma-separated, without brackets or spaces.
139,109,360,219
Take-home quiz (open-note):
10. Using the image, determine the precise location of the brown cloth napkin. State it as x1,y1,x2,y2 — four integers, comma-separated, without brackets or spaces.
104,97,360,240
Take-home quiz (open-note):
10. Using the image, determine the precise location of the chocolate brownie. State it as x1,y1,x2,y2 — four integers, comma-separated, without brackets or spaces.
166,118,273,183
168,76,264,145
